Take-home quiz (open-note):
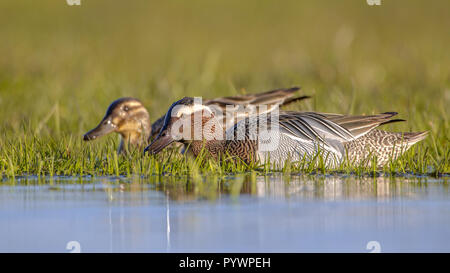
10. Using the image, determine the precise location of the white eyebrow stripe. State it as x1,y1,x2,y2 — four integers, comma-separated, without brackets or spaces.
174,104,212,117
124,102,143,107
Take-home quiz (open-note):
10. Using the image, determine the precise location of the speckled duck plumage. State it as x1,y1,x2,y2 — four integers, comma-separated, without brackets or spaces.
145,99,428,168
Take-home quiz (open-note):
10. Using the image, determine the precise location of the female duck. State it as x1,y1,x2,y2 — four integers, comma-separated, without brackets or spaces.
144,97,428,168
83,87,309,153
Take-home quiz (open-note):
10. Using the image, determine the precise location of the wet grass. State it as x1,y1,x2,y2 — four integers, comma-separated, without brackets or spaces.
0,131,447,178
0,0,449,178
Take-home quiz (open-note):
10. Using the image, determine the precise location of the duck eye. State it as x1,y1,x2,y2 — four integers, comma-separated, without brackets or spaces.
123,106,129,112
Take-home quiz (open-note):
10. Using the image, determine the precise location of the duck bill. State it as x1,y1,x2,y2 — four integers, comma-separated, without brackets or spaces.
83,118,116,141
144,135,174,155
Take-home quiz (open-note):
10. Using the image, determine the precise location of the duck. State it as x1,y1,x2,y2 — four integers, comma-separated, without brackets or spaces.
144,97,428,168
83,87,309,153
83,97,151,153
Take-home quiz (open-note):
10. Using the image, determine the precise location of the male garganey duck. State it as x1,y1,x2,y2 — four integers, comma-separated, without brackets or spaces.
144,97,428,168
83,87,309,153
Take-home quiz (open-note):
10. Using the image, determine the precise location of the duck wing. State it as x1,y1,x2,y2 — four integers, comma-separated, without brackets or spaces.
275,111,404,145
318,112,405,138
208,87,309,130
205,87,308,109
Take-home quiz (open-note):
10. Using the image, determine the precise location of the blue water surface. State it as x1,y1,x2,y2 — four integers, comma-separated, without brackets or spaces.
0,174,449,252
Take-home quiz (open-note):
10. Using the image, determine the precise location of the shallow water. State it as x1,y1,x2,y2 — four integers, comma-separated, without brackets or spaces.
0,174,449,252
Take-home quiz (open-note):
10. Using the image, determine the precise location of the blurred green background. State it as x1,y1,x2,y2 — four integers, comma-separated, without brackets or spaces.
0,0,448,147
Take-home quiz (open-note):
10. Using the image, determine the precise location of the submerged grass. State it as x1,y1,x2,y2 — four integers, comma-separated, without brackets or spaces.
0,0,449,178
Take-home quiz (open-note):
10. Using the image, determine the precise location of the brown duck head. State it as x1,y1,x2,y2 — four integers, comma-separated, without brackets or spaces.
144,97,224,155
83,97,151,153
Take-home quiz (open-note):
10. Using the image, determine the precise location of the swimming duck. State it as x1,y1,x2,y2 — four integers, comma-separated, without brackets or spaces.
83,87,309,153
144,97,428,168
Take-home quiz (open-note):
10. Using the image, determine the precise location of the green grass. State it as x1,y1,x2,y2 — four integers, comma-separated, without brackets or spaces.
0,0,449,178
